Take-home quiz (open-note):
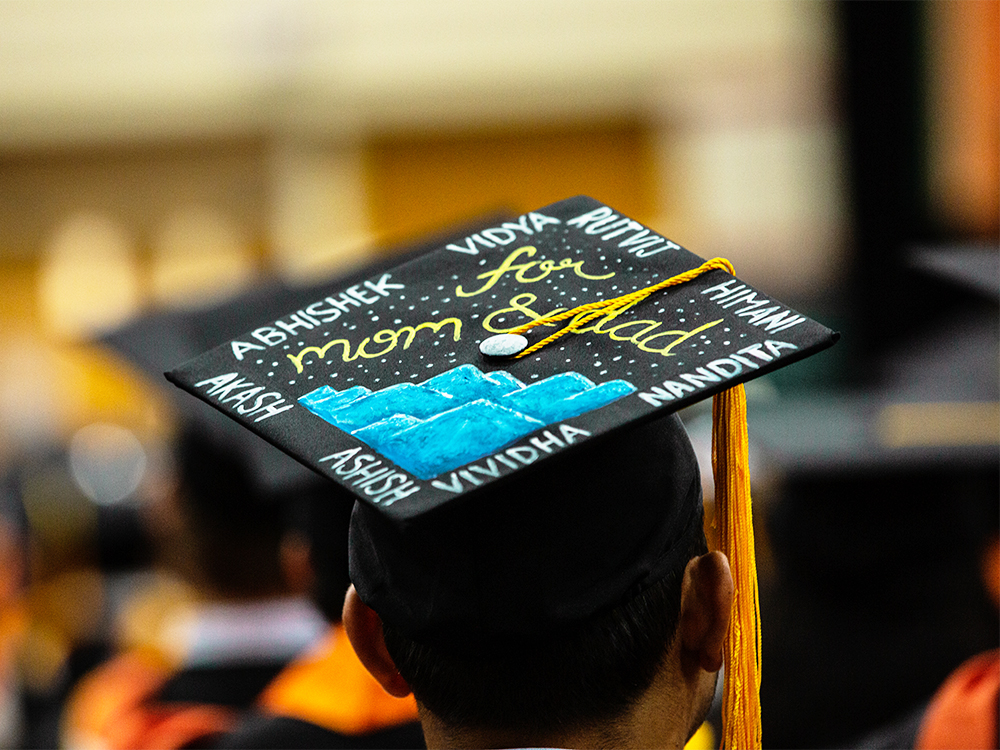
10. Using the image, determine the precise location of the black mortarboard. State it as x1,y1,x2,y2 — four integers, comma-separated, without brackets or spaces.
166,196,838,748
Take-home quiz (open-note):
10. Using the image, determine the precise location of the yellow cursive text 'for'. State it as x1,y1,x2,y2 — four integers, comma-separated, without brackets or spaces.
456,245,614,298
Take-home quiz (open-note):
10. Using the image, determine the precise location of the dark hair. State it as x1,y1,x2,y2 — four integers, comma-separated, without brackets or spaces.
381,516,708,734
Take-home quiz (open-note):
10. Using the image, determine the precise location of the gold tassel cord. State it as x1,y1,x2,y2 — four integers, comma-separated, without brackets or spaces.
507,256,762,748
508,257,736,359
713,384,762,750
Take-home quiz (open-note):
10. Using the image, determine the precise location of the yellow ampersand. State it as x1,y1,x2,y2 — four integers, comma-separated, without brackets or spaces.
482,293,567,333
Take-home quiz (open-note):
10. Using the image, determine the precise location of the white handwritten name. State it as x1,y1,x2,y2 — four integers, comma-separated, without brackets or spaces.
430,423,591,494
445,212,562,255
230,274,405,360
195,372,296,422
566,206,681,257
700,280,805,333
319,448,420,506
637,340,799,406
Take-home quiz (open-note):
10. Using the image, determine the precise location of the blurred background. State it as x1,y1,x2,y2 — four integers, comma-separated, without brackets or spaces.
0,1,996,748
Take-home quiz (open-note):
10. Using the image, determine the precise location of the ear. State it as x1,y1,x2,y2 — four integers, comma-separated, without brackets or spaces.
677,551,734,673
343,585,413,698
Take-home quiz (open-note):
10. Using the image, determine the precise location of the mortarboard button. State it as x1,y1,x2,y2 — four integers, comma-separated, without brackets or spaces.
479,333,528,358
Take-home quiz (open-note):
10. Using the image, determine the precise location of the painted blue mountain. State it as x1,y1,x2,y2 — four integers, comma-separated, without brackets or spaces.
317,383,457,432
422,365,524,403
351,414,423,453
375,400,544,480
298,385,372,421
298,364,635,479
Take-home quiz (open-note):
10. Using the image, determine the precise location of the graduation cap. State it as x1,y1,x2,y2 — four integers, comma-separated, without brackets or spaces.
167,196,838,748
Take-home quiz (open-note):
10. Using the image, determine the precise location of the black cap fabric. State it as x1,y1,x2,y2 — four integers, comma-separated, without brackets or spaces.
349,412,702,650
166,195,838,645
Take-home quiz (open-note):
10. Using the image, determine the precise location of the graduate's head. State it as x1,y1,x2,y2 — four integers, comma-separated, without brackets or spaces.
343,414,733,746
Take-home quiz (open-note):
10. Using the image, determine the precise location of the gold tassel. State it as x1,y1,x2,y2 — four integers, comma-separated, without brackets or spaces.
712,384,762,750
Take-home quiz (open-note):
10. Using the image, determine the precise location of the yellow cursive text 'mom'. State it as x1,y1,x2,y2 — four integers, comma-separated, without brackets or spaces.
287,318,462,374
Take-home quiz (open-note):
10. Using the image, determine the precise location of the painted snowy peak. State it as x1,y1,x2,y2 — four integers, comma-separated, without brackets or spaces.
299,364,636,480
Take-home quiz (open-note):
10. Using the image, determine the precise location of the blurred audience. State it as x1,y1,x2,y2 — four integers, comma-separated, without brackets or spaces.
216,480,423,750
60,423,327,749
0,476,28,748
